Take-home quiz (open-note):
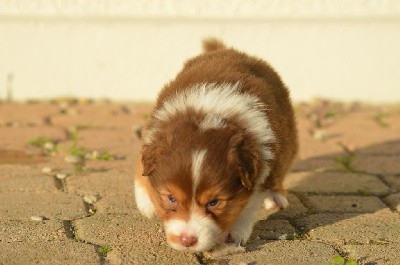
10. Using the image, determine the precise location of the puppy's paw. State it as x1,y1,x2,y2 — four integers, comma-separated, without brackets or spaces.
225,232,242,247
264,191,289,211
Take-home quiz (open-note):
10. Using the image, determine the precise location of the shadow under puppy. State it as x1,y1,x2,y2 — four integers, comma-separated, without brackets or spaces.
134,39,298,253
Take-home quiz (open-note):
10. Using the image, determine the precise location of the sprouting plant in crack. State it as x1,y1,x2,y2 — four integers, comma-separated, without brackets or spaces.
28,136,55,149
28,136,58,156
325,255,358,265
335,154,356,173
98,245,112,256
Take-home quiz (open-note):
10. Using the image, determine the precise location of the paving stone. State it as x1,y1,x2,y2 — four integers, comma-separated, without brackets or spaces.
295,117,343,160
0,220,67,242
74,213,199,265
352,156,400,175
0,241,100,265
327,111,400,154
292,157,337,172
295,209,400,244
343,243,400,265
0,191,86,221
0,149,47,165
0,126,66,151
382,175,400,190
73,127,140,158
83,158,136,172
50,103,147,129
0,102,59,125
356,139,400,156
383,193,400,212
207,240,337,265
306,195,388,213
0,167,56,192
95,194,136,214
251,219,296,240
65,169,134,196
285,171,390,195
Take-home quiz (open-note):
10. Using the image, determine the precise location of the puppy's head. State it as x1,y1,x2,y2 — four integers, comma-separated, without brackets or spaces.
142,120,260,252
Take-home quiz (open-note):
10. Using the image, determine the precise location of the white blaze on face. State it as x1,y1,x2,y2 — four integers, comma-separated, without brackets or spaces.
163,149,221,252
191,149,207,195
164,212,222,252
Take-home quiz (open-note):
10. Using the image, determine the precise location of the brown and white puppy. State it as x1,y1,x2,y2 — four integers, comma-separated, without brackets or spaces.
134,39,298,252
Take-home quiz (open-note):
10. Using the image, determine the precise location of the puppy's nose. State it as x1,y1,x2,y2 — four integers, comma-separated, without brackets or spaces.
180,233,198,247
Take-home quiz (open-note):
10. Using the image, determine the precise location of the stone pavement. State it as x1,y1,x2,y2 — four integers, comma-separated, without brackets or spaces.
0,99,399,265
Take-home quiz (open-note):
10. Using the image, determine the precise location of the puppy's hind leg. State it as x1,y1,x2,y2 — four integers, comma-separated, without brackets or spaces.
263,191,289,211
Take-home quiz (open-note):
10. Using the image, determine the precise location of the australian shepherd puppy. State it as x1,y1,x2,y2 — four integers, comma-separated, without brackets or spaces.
134,39,298,252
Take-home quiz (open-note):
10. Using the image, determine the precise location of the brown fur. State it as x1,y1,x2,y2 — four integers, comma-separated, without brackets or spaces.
136,38,298,238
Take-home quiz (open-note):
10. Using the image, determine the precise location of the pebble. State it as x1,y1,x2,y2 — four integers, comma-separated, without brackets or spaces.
56,173,67,180
313,129,329,141
41,167,52,175
44,142,55,151
85,151,99,160
134,126,142,139
31,216,44,222
67,108,78,116
83,195,98,204
59,102,69,113
64,155,82,164
278,234,288,240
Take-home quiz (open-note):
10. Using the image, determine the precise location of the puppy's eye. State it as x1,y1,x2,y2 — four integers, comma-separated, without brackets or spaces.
207,198,220,209
167,194,177,204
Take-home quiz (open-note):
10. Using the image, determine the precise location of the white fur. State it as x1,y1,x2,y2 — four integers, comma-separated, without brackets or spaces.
199,113,226,130
164,212,222,252
191,150,207,195
134,180,156,219
264,191,289,210
144,83,275,188
228,192,267,245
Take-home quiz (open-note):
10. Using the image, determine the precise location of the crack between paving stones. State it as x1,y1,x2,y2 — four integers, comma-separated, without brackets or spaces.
194,253,207,265
63,220,110,265
53,175,65,192
315,240,350,260
55,169,106,264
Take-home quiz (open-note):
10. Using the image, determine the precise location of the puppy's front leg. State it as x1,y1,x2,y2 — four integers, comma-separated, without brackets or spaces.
134,160,156,219
227,192,267,246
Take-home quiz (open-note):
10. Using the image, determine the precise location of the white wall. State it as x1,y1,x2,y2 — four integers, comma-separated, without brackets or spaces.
1,0,400,102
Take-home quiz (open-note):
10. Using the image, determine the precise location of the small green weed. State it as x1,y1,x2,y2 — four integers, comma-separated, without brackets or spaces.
69,145,88,159
98,245,112,256
325,255,358,265
98,151,112,161
335,154,355,172
28,136,54,148
373,113,389,128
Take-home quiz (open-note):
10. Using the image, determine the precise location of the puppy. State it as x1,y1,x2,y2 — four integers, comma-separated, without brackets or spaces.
134,39,298,252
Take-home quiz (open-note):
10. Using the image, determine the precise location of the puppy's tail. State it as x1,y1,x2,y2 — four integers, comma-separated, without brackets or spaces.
202,38,226,53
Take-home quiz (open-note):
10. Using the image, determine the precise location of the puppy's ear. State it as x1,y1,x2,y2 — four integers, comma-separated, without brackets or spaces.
141,144,158,176
228,131,260,190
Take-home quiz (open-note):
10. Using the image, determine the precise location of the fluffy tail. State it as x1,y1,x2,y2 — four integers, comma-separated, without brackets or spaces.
202,38,226,52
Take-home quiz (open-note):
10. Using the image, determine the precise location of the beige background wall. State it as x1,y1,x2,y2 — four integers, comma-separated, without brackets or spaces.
1,0,400,102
